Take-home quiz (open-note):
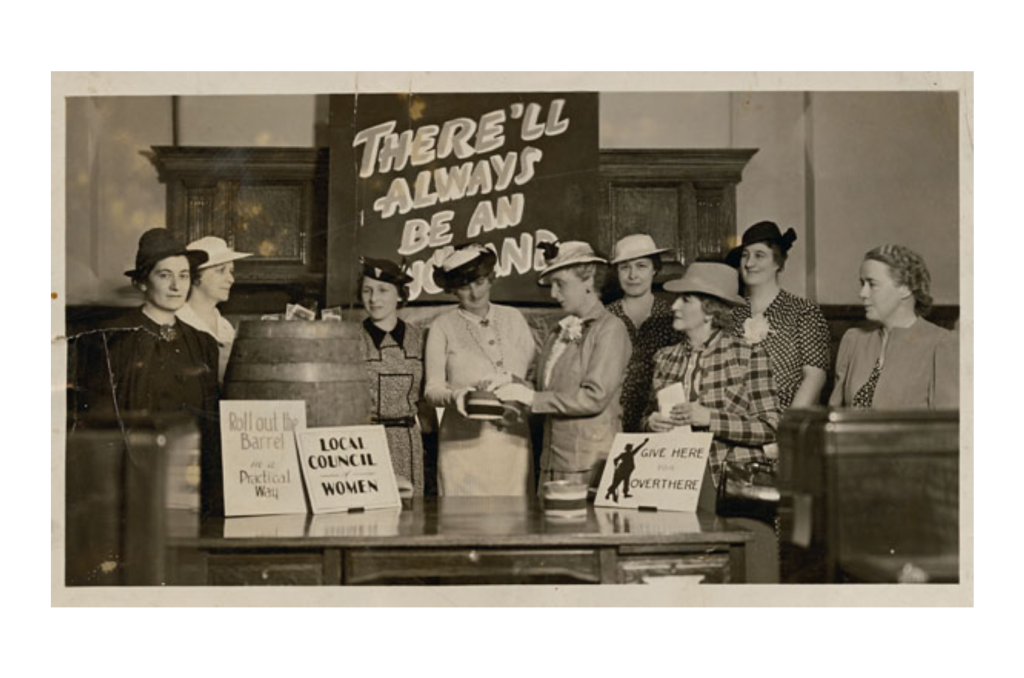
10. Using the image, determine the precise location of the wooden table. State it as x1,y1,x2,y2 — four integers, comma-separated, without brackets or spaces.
168,497,752,586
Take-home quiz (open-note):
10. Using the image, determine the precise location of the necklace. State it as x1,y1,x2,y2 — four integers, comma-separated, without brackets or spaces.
460,309,507,373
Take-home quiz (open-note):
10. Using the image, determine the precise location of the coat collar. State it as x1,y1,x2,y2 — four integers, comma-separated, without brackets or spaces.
363,317,407,350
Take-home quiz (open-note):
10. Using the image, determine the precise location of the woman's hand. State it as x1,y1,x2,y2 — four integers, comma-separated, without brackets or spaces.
670,402,711,427
495,383,535,408
454,387,472,418
647,412,679,432
479,371,513,392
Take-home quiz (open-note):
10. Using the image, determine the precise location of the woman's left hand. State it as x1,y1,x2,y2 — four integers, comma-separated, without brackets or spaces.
670,402,711,427
480,371,513,391
495,383,535,408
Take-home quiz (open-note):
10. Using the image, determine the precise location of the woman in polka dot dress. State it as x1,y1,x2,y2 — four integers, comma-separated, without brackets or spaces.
727,221,831,411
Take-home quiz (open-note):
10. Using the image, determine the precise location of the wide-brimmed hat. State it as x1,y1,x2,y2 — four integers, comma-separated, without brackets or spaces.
187,236,253,269
124,228,207,279
432,244,498,290
663,262,745,306
361,256,413,288
537,241,608,282
726,221,797,268
610,233,670,265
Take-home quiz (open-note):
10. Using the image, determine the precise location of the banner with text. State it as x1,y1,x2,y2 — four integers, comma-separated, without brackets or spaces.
327,92,599,304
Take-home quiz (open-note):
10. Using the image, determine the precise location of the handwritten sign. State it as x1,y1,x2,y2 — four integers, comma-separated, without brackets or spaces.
219,401,308,517
327,92,599,304
294,425,400,514
594,432,713,513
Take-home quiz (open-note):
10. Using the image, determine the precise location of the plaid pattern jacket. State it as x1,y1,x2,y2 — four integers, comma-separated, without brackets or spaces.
644,331,779,486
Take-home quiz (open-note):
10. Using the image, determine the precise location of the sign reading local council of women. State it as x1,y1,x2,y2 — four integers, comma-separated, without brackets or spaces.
219,400,308,517
594,432,714,513
327,92,599,305
294,425,400,514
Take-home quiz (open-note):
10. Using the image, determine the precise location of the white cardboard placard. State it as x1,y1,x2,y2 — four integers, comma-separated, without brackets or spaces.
295,425,400,514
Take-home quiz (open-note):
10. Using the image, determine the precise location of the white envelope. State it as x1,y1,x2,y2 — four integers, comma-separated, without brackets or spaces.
656,382,692,433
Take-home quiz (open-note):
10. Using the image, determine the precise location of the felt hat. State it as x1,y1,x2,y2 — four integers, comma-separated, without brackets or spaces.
432,244,498,290
124,228,207,279
361,256,413,288
663,262,745,306
610,233,670,264
726,221,797,268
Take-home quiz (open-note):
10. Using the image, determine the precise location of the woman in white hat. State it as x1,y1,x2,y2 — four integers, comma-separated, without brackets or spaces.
645,261,780,581
177,236,252,383
607,234,682,432
495,241,632,493
424,244,537,496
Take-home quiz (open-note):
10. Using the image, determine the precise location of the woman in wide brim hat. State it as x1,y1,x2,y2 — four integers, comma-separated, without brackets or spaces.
177,236,253,383
423,243,537,496
644,260,781,581
71,227,222,513
727,221,831,411
606,233,683,432
357,257,433,496
495,241,632,494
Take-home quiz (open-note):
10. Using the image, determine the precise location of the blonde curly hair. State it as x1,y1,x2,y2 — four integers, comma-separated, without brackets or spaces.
864,244,933,316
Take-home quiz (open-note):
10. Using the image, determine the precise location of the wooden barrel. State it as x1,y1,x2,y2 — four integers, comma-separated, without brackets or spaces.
224,320,371,427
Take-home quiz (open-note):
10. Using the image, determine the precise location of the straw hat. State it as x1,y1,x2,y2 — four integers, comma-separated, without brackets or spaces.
610,233,670,264
187,236,253,269
663,262,745,306
537,241,607,281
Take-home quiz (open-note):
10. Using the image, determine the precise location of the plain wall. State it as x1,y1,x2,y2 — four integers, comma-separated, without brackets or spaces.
65,96,172,305
811,92,959,305
177,95,319,147
600,91,959,304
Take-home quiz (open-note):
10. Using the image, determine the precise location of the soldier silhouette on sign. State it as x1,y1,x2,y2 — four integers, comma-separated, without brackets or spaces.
605,437,649,503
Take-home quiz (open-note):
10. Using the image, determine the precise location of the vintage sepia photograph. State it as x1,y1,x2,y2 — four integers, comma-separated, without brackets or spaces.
51,72,972,606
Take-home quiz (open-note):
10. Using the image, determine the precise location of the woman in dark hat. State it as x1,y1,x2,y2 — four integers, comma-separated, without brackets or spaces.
727,221,831,411
70,227,222,512
358,257,431,496
644,262,780,582
424,244,537,496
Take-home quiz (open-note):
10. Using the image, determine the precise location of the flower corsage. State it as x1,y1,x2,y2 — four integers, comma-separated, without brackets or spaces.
742,315,773,344
558,315,585,344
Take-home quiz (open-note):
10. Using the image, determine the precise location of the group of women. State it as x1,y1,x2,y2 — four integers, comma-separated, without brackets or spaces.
72,222,959,525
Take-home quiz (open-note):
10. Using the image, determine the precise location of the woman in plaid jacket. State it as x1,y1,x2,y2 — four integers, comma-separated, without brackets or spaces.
644,262,779,489
645,262,781,582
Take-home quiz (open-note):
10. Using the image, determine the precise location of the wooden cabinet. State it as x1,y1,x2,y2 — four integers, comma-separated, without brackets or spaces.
146,146,329,313
777,409,959,583
177,543,741,586
205,552,331,586
597,149,757,276
167,499,753,586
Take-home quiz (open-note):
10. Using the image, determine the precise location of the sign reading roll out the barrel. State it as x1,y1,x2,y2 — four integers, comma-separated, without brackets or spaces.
295,425,400,514
219,400,308,517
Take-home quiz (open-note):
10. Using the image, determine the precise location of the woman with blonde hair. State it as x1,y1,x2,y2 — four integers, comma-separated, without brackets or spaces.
496,241,632,493
177,236,252,383
644,261,780,582
831,244,958,409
